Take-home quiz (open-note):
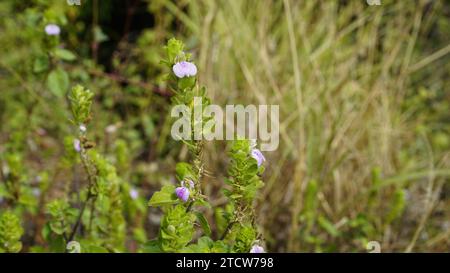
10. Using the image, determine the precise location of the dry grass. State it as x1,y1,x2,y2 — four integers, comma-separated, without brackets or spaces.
163,0,450,252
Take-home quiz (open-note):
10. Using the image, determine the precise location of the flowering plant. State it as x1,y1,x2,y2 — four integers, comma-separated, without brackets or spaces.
146,39,266,253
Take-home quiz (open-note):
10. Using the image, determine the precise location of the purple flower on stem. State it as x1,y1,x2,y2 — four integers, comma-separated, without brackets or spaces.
45,24,61,36
181,179,195,189
129,188,139,200
175,186,190,202
172,61,197,78
250,245,265,253
73,139,81,152
251,149,265,167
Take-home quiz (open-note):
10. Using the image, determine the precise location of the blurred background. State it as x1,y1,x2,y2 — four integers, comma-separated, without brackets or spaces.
0,0,449,252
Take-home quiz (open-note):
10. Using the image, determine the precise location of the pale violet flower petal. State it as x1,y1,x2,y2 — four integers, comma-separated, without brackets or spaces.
73,139,81,152
129,188,139,200
175,186,190,202
251,149,266,167
250,245,265,253
186,179,195,188
172,61,197,78
181,179,195,189
45,24,61,36
172,62,186,78
186,62,197,77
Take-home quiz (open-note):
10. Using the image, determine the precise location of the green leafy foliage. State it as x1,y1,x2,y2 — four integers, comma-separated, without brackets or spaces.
0,211,24,253
182,237,229,253
229,224,257,253
1,1,448,254
226,139,264,202
146,39,266,253
159,204,196,252
164,38,185,64
46,199,78,236
68,85,94,125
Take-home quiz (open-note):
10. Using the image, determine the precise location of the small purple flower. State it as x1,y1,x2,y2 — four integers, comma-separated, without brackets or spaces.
172,61,197,78
251,149,265,167
181,179,195,189
129,188,139,200
73,139,81,152
175,186,190,202
32,188,41,197
250,245,265,253
45,24,61,36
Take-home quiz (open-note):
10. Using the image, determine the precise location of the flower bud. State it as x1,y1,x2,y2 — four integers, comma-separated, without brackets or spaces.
167,225,176,234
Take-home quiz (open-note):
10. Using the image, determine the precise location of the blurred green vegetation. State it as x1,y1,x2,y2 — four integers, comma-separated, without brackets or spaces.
0,0,449,252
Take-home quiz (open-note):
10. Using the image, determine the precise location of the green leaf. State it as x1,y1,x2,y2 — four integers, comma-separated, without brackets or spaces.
178,76,196,90
175,162,194,181
84,245,109,253
53,48,76,61
93,26,109,43
33,54,49,73
193,198,211,208
165,38,185,63
148,185,178,207
49,222,65,235
68,85,94,124
141,239,162,253
47,68,69,97
0,211,24,253
318,216,340,238
195,212,211,236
